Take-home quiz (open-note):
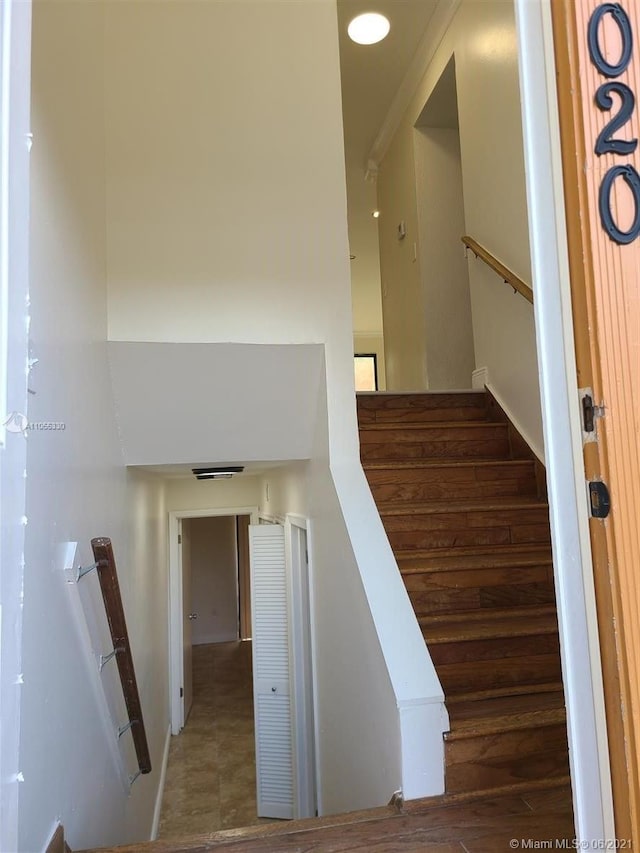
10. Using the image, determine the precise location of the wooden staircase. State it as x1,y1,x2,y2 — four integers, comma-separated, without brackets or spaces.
358,390,571,796
73,389,575,852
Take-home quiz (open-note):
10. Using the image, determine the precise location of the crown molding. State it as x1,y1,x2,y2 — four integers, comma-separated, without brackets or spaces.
366,0,462,171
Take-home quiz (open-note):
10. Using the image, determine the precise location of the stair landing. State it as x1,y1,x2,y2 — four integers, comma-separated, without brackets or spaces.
79,783,574,852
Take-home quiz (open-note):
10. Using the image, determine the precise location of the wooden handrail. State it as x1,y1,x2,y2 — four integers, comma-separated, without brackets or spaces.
462,235,534,305
91,537,152,776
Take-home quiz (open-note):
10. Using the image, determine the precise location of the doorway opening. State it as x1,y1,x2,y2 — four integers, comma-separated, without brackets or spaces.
165,506,317,835
162,507,260,837
413,55,475,389
170,507,259,732
180,513,253,722
354,352,379,391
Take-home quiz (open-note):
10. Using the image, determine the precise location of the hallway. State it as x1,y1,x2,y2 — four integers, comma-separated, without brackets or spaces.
158,642,264,839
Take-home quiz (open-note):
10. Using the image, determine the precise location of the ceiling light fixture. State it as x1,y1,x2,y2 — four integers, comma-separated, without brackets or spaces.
348,13,390,45
372,210,380,218
192,466,244,480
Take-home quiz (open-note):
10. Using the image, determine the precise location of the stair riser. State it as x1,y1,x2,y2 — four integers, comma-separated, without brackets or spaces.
389,529,549,551
358,407,491,427
357,393,489,425
438,654,563,695
446,723,569,765
383,506,551,529
367,471,538,503
409,582,556,615
383,507,551,549
428,633,560,666
404,565,554,615
445,726,570,794
361,437,510,463
404,564,552,593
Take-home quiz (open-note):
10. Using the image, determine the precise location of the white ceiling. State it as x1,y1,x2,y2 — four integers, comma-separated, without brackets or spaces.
337,1,441,333
337,0,440,173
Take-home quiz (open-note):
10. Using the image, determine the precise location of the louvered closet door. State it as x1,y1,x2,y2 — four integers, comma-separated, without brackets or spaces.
249,524,294,819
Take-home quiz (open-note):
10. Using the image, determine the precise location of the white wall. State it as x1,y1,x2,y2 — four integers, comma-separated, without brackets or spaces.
260,462,310,520
101,0,446,811
307,381,448,810
20,0,448,827
103,0,359,464
108,343,324,466
378,0,544,454
189,516,239,645
166,476,261,515
378,119,429,391
0,3,32,850
22,5,169,850
414,126,475,389
348,177,386,340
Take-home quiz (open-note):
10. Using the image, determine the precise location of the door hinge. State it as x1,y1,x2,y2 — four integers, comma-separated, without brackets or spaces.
588,480,611,519
180,687,184,698
178,534,182,545
581,390,605,438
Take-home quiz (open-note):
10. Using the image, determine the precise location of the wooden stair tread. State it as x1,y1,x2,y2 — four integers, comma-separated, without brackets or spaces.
446,707,567,741
419,605,557,626
359,421,505,433
400,552,552,576
363,459,533,471
379,497,548,516
421,610,558,644
396,544,552,572
402,776,572,813
357,390,486,398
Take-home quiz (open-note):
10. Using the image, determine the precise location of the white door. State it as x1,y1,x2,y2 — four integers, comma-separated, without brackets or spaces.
181,519,194,725
249,524,294,819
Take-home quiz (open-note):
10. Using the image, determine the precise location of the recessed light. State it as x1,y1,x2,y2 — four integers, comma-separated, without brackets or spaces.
372,210,380,218
348,13,390,45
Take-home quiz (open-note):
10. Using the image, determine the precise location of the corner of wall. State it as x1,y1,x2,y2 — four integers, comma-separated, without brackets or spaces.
150,725,172,840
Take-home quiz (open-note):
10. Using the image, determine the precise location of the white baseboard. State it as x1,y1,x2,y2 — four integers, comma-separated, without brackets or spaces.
472,366,489,390
471,367,544,462
150,724,172,840
485,380,545,463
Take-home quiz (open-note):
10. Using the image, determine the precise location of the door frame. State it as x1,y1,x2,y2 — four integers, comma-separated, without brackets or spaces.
284,514,319,819
515,0,614,841
168,505,259,734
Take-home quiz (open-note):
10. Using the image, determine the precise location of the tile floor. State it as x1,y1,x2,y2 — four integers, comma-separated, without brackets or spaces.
158,641,265,839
